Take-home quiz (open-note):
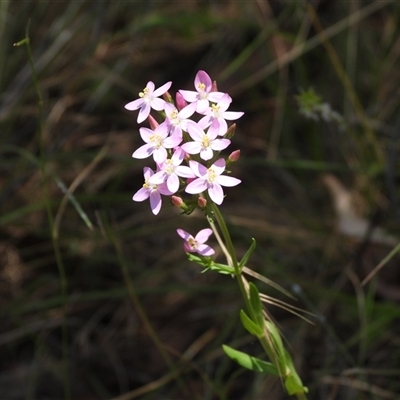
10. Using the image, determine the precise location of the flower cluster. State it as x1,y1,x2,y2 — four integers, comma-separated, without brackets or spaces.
125,70,243,253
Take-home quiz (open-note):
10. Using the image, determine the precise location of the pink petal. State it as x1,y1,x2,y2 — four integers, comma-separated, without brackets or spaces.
149,191,162,215
223,111,244,120
217,175,241,187
153,147,168,163
124,98,143,111
212,158,226,174
197,244,215,256
181,141,202,155
177,229,191,241
152,81,172,97
137,104,151,123
186,178,208,194
175,165,196,178
210,138,230,151
195,70,212,92
132,187,150,202
132,144,154,159
150,98,166,111
208,183,224,205
179,90,198,103
187,121,204,141
167,174,179,193
208,92,225,103
146,81,155,92
188,160,207,177
195,228,213,243
200,147,213,161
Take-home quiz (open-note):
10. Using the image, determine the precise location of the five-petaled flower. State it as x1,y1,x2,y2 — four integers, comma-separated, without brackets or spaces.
132,121,182,164
148,148,196,193
199,93,244,136
125,81,172,123
181,120,231,161
176,228,215,256
164,102,197,138
185,158,241,205
132,167,173,215
179,70,225,113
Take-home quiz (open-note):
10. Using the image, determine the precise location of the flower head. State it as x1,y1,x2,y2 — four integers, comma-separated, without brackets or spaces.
132,121,182,163
185,158,241,205
179,70,225,113
132,167,173,215
176,228,215,256
125,81,172,123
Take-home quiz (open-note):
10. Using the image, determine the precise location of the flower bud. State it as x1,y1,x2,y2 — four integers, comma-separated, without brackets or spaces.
171,196,184,208
224,123,237,139
228,149,241,163
211,80,219,92
175,92,187,111
198,197,207,208
147,114,159,130
163,91,173,103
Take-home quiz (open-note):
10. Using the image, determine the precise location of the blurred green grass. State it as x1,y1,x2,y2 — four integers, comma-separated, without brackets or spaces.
1,0,400,399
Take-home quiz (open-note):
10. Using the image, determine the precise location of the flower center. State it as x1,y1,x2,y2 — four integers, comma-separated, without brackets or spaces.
169,109,180,125
164,159,174,174
202,135,210,148
188,237,198,250
211,104,220,117
150,134,162,148
143,179,157,191
207,167,217,183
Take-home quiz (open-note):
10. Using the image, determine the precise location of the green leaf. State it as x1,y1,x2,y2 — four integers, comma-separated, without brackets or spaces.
238,238,256,270
283,349,308,395
249,282,264,327
222,345,279,375
240,309,264,337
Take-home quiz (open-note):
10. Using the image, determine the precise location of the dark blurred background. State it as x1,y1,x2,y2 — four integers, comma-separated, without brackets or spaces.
1,1,400,399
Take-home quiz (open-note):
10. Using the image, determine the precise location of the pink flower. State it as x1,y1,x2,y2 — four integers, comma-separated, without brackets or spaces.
132,167,173,215
199,93,244,136
148,148,196,193
179,70,225,113
185,158,241,205
176,228,215,256
132,121,182,164
181,120,230,161
125,81,172,123
164,102,197,138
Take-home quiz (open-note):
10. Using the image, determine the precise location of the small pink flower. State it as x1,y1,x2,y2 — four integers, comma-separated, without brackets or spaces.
185,158,241,205
132,167,173,215
179,70,225,113
132,121,182,163
164,102,197,138
176,228,215,256
125,81,172,123
148,148,196,193
199,93,244,136
181,120,230,161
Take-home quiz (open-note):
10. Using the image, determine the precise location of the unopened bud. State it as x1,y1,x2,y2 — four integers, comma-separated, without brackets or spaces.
211,80,219,92
147,114,159,130
163,91,173,103
171,196,184,208
175,92,187,111
228,149,241,163
225,123,237,139
198,197,207,208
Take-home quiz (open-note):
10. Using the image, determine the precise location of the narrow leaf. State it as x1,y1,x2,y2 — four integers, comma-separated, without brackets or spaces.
222,345,279,375
240,309,264,337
